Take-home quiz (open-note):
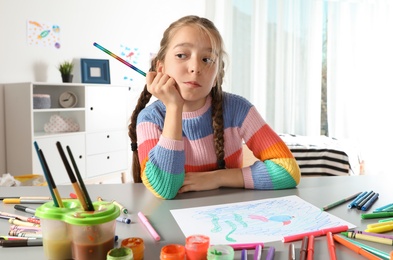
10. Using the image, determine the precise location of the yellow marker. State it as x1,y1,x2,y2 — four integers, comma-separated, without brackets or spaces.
365,224,393,233
367,220,393,229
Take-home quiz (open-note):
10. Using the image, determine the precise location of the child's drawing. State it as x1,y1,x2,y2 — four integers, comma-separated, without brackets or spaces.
27,20,61,49
170,195,355,244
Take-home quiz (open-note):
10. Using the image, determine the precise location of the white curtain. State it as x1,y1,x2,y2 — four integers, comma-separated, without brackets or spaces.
327,1,393,174
209,0,323,136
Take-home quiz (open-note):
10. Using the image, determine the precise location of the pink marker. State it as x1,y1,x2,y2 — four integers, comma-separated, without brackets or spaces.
137,211,161,241
227,243,264,250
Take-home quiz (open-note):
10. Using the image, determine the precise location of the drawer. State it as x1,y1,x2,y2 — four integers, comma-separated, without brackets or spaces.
86,150,127,178
86,130,127,155
34,134,86,184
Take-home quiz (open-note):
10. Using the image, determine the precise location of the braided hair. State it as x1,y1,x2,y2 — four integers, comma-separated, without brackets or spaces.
128,15,227,183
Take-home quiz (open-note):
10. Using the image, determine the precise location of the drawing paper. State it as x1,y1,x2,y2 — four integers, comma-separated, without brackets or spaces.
170,195,356,244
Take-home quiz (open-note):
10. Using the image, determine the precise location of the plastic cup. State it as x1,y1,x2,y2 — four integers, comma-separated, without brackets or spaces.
160,244,186,260
64,201,120,260
121,237,144,260
35,199,81,260
185,234,210,260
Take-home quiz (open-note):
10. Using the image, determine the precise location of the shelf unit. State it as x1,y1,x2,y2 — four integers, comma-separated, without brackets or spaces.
4,82,130,184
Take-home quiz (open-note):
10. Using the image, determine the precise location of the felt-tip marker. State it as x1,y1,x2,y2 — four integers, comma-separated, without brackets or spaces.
14,205,36,214
0,238,42,247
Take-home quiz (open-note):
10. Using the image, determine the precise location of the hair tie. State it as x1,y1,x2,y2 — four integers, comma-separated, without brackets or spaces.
217,159,226,169
131,143,138,152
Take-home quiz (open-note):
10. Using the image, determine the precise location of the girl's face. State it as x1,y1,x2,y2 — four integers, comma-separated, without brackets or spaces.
157,25,219,112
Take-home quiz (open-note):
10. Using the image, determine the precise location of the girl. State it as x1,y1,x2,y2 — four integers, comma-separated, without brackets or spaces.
128,15,300,199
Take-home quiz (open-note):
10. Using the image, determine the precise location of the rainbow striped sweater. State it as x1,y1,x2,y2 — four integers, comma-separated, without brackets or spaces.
136,92,300,199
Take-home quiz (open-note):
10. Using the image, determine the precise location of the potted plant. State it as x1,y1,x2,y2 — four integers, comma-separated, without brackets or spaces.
58,60,74,83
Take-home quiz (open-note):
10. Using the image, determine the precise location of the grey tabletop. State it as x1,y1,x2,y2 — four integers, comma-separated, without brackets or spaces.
1,174,392,259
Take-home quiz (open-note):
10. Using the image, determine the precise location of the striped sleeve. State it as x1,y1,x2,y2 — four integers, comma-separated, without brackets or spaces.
136,104,185,199
239,106,301,189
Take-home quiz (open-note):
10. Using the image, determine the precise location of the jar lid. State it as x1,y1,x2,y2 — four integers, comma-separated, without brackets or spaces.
35,199,80,220
64,201,120,225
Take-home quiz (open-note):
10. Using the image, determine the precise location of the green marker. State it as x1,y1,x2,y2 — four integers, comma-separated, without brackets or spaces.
379,217,393,223
361,211,393,219
342,237,390,259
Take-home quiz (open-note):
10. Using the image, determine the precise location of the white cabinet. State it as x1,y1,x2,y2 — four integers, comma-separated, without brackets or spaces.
4,82,130,184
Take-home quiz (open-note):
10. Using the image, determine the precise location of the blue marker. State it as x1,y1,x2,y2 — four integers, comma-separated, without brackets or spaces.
354,190,373,209
361,193,379,211
241,249,247,260
373,203,393,212
347,191,367,209
116,216,131,224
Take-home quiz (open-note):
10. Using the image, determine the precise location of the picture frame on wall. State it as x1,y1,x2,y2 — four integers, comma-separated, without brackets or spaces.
81,58,111,84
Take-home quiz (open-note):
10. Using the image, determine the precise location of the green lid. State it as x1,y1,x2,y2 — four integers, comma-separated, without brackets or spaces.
64,201,120,225
35,199,81,220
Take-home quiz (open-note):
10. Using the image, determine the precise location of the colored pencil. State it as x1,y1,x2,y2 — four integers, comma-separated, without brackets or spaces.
66,146,94,211
56,141,88,211
93,42,146,77
322,191,362,211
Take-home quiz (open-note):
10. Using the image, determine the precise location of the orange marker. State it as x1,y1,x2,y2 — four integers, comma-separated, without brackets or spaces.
333,235,382,260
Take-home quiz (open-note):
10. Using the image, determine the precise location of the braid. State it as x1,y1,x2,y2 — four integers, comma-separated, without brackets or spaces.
128,58,156,183
128,85,152,183
211,87,226,169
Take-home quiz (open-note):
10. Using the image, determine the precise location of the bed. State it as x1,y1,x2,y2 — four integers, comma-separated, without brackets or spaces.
278,134,363,176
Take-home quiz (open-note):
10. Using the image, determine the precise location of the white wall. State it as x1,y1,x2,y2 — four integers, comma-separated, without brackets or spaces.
0,0,208,175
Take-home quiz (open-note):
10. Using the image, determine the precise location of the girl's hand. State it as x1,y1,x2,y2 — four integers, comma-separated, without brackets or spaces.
178,171,220,193
178,168,244,193
146,71,184,108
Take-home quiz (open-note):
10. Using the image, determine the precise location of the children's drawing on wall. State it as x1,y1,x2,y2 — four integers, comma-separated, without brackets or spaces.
27,20,61,49
119,45,141,83
171,195,355,244
119,45,155,82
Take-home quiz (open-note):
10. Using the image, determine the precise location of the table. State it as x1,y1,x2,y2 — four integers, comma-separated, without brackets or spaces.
1,175,392,259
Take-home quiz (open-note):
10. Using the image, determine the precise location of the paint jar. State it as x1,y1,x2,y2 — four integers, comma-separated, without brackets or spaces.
207,245,234,260
107,247,133,260
160,244,186,260
65,201,120,260
185,234,210,260
35,199,80,260
121,237,144,260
